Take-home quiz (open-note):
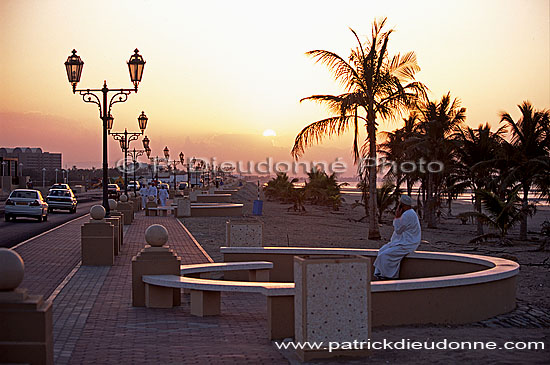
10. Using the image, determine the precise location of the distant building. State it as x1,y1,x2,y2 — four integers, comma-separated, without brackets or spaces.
0,147,62,176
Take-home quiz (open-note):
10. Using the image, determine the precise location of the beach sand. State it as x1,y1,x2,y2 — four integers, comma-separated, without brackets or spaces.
181,182,550,363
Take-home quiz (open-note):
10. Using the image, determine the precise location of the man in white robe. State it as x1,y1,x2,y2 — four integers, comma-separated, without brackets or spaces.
374,195,421,279
158,186,169,207
148,183,158,204
139,184,149,209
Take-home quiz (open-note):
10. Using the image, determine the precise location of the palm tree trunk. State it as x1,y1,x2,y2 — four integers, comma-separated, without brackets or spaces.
406,177,412,196
367,110,380,240
520,183,529,240
426,173,437,228
447,193,452,216
475,193,484,236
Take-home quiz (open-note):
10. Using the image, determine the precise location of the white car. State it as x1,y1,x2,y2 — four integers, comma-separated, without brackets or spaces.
4,189,49,222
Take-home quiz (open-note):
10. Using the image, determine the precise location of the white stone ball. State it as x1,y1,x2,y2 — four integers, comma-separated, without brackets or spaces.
148,195,155,201
90,205,106,220
129,192,135,198
120,194,128,202
145,224,168,247
0,248,25,290
108,199,117,210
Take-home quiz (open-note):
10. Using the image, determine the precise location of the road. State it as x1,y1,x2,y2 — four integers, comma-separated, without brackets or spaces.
0,199,101,248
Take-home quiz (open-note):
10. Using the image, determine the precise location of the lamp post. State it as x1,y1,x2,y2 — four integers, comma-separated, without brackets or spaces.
124,135,149,195
64,48,145,216
162,147,184,191
42,168,46,188
149,156,162,182
127,147,147,195
109,111,148,195
1,161,6,176
55,168,59,183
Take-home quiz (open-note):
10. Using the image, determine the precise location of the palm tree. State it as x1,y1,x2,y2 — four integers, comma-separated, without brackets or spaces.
412,93,466,228
500,101,550,240
379,112,420,196
303,168,344,209
291,18,426,239
376,181,397,223
264,172,298,202
458,188,536,246
452,123,506,234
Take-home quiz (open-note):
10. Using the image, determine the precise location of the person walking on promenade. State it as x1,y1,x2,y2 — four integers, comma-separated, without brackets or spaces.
139,184,148,209
158,185,169,207
148,182,158,204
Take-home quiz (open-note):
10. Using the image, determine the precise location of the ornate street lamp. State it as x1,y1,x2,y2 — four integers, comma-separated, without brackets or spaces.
165,149,184,192
105,114,114,131
142,135,150,150
128,49,146,92
137,111,148,133
109,112,148,194
126,147,147,195
64,48,145,215
64,50,84,93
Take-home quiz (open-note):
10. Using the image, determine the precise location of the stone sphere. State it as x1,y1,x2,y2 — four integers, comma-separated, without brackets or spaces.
90,205,106,220
129,192,135,198
120,194,128,202
145,224,168,247
0,248,25,290
108,199,117,210
148,195,155,201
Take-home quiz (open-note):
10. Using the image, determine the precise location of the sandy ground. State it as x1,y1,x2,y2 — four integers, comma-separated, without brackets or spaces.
182,183,550,364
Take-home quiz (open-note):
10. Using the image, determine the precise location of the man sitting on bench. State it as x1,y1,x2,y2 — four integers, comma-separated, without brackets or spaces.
374,195,421,280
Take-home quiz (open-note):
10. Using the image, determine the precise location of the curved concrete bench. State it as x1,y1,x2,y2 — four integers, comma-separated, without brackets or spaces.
180,261,273,281
147,207,174,216
143,275,293,296
143,262,293,339
196,194,232,203
190,203,243,217
221,246,519,327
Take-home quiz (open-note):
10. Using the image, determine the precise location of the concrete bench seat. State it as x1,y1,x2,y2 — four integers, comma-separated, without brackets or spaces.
142,263,294,339
147,207,174,217
180,261,273,281
142,275,294,296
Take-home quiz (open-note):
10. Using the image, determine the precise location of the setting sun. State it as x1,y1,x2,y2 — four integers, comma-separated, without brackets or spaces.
262,129,276,137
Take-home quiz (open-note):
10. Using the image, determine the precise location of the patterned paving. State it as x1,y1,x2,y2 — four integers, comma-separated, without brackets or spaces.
13,210,287,364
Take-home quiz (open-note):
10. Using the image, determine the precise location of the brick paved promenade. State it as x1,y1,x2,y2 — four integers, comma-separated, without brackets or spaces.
13,211,287,364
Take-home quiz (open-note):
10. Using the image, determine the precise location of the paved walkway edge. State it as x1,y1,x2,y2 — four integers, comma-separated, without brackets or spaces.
177,218,214,262
11,214,89,250
47,262,82,303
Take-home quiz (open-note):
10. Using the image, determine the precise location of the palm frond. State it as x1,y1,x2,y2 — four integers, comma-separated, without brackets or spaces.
291,116,352,159
306,50,358,90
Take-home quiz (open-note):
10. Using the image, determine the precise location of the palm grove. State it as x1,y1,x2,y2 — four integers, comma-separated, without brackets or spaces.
275,18,549,243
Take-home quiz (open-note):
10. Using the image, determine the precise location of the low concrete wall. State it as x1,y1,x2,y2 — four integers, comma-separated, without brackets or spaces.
196,194,232,203
221,247,518,326
190,203,243,217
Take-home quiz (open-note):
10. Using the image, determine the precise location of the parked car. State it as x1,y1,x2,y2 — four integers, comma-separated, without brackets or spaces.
5,189,48,222
107,184,121,199
50,183,72,192
127,181,140,191
178,182,188,190
46,189,78,213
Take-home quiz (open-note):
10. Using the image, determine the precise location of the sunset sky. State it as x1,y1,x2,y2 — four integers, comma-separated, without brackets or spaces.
0,0,549,175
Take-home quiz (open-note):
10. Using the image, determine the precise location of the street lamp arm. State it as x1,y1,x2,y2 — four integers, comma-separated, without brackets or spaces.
78,90,102,117
126,149,145,159
108,89,133,115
